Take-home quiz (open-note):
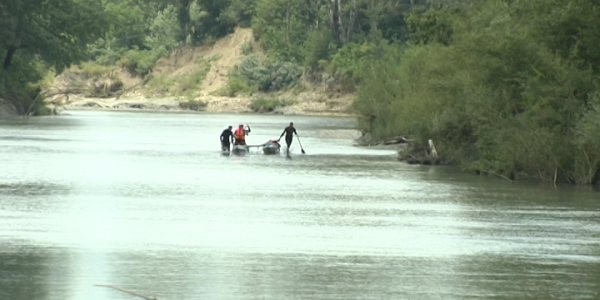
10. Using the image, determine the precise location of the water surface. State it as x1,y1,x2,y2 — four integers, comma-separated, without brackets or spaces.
1,110,599,300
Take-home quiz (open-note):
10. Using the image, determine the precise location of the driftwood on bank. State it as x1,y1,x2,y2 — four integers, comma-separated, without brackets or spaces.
383,136,411,145
95,284,160,300
357,133,412,147
45,69,124,107
398,139,444,165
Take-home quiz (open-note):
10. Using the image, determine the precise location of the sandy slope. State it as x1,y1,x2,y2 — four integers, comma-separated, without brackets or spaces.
55,27,353,116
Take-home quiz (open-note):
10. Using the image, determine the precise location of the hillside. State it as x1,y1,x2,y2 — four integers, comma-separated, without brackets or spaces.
50,28,353,115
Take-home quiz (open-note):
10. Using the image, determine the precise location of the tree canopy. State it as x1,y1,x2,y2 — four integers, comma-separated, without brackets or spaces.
1,0,598,184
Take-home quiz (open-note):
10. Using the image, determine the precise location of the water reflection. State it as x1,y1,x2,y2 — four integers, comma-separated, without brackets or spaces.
1,110,599,300
0,182,71,198
0,246,52,300
454,254,600,300
105,251,462,300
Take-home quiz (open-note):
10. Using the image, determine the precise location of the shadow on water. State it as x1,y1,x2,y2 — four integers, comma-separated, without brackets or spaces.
454,254,600,300
0,115,84,129
0,246,54,300
417,166,600,207
107,250,598,300
106,251,456,300
0,136,73,142
0,182,71,198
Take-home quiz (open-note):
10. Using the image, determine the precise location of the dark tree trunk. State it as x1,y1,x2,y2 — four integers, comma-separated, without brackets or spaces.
4,45,16,69
286,0,291,43
183,0,193,46
329,0,340,41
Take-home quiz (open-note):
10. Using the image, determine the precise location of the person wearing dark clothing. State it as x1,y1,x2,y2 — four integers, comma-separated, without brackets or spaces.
278,122,298,154
220,126,234,151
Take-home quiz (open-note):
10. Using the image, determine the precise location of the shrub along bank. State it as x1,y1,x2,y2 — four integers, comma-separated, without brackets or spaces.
4,0,599,186
353,0,600,185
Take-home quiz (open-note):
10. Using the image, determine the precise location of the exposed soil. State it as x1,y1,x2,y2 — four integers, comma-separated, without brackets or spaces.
51,27,353,116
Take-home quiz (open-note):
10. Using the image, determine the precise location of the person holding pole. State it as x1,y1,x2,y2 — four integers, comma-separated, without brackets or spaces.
278,122,305,155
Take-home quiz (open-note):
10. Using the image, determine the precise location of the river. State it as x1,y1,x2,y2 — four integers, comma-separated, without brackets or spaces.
1,110,599,300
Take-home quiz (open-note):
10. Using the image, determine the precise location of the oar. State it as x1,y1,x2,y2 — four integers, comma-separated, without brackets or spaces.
296,134,306,154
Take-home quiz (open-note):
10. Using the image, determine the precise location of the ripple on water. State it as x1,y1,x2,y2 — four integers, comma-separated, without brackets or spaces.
1,111,599,300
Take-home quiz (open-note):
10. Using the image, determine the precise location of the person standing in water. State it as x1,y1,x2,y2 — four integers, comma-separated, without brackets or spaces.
278,122,298,155
234,124,251,145
220,125,234,151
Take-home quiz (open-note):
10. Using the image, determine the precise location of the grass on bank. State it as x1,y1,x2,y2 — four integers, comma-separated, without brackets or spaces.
250,97,296,112
145,59,211,97
179,99,208,111
78,62,117,78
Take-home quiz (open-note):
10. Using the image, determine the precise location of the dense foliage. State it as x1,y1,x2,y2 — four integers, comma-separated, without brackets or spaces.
354,0,600,185
2,0,598,184
0,0,107,114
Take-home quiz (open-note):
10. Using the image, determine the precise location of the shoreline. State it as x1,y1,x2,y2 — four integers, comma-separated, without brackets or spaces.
59,105,354,117
51,95,355,117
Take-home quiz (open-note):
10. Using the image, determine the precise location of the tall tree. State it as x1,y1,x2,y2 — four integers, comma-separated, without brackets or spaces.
0,0,107,72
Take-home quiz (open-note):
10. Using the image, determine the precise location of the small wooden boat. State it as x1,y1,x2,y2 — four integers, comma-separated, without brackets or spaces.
232,144,249,155
262,140,281,155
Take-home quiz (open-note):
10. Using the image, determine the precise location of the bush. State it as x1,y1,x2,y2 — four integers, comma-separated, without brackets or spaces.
238,54,270,88
86,38,126,66
221,0,256,28
327,41,387,91
175,61,211,94
219,74,259,97
78,62,115,78
250,97,295,112
353,0,600,185
240,41,254,56
267,60,302,91
0,56,50,115
304,29,335,70
144,59,210,97
179,99,208,111
237,54,301,92
119,47,167,76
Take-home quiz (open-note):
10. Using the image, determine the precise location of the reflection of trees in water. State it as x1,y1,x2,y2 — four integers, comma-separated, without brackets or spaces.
108,251,460,299
454,255,600,299
0,246,50,300
95,249,600,299
0,181,71,198
107,251,222,300
233,253,460,299
445,186,600,299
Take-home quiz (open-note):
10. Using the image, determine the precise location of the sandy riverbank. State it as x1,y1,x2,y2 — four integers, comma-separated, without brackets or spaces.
56,95,353,117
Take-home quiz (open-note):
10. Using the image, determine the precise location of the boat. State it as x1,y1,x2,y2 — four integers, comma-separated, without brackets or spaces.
262,140,281,155
232,144,249,155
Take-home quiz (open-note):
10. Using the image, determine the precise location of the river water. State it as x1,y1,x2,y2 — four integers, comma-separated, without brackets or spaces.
1,110,599,300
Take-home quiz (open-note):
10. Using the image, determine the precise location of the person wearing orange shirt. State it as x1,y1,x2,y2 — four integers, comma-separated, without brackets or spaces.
234,124,251,145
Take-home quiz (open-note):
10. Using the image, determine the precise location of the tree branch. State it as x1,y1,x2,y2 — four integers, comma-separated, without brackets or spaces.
481,170,514,182
95,285,160,300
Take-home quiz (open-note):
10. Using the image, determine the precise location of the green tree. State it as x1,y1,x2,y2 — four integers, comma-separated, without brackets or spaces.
354,0,600,184
0,0,107,114
225,0,258,27
253,0,310,62
0,0,107,72
145,5,182,51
